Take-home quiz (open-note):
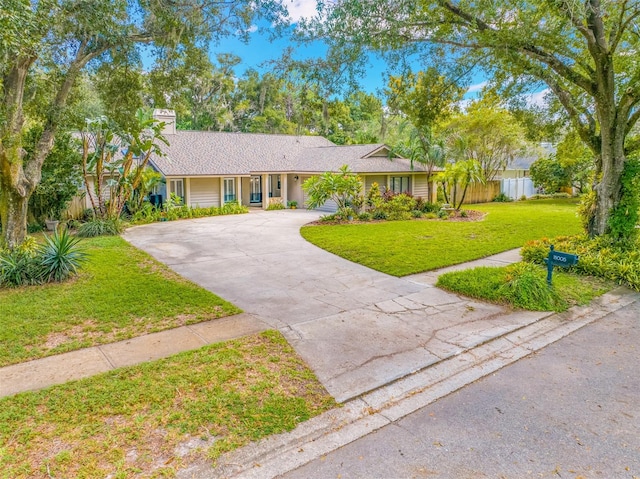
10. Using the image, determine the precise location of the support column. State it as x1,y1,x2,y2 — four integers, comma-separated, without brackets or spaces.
220,177,225,206
282,174,288,207
236,176,242,205
185,178,191,207
262,174,269,210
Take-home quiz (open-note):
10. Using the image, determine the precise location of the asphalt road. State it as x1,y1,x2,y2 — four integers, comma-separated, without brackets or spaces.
284,299,640,479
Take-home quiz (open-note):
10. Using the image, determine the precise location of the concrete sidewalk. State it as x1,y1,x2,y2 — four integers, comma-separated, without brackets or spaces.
0,314,268,398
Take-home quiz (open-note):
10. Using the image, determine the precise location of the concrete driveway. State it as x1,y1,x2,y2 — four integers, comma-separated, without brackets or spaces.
124,210,538,402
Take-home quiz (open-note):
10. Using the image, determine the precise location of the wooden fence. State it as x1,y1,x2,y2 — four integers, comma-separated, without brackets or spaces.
445,180,501,205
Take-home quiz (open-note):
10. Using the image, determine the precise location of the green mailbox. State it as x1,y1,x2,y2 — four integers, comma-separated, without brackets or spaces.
544,245,578,285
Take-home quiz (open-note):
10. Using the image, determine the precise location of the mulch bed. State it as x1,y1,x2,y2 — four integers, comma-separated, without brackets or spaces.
306,209,487,226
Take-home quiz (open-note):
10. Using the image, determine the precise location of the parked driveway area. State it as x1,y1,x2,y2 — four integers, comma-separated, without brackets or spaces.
124,210,538,402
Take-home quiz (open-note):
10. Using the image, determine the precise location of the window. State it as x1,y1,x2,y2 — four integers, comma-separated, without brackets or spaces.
224,177,236,202
169,179,184,199
390,176,410,194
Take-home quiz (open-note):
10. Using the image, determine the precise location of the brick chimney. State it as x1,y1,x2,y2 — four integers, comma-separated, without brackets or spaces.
152,109,176,135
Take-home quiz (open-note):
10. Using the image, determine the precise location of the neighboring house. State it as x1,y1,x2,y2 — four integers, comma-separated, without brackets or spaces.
148,110,438,211
498,142,556,199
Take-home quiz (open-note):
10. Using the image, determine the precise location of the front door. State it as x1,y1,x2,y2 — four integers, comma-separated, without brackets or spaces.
249,176,262,204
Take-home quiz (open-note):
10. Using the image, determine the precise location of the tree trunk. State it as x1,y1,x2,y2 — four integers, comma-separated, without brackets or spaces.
0,184,30,249
588,121,626,236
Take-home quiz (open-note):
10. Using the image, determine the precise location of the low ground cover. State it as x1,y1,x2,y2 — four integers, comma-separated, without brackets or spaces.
0,331,336,479
436,262,613,312
0,235,239,367
301,199,582,276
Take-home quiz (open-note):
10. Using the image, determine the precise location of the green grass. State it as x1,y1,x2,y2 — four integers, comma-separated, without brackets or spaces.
0,236,240,367
436,263,613,312
301,199,582,276
0,331,336,479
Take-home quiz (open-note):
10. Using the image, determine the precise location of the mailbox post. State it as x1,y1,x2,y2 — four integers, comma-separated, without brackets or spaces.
545,245,579,285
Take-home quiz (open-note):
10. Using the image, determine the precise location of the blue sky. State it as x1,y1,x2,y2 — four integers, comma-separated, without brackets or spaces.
207,1,547,105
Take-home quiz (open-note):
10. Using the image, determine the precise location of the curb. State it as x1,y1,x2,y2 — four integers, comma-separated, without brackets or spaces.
178,287,638,479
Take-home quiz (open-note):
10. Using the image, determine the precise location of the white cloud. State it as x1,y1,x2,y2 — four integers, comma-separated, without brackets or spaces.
247,24,258,33
284,0,320,23
466,81,488,94
524,88,550,108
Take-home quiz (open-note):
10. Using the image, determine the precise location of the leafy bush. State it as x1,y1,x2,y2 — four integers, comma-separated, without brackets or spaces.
0,249,45,287
419,201,441,213
378,193,416,221
76,219,123,238
411,210,423,218
522,234,640,291
267,201,285,210
437,209,449,219
27,223,44,233
39,229,88,282
424,212,437,219
492,192,513,202
303,165,363,212
358,212,372,221
372,210,388,220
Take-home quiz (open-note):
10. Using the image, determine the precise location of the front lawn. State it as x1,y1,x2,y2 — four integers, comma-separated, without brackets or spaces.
301,199,582,276
0,235,240,367
0,331,336,479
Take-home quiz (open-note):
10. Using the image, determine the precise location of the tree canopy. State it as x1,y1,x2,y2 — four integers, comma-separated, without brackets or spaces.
0,0,286,248
307,0,640,238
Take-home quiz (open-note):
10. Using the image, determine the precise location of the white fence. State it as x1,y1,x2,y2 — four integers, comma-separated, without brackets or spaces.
501,178,535,200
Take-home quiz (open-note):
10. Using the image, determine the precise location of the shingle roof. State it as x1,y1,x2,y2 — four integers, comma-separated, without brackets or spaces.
149,131,419,176
292,144,417,173
150,131,334,176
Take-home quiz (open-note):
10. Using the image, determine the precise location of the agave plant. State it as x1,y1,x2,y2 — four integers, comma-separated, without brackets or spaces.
39,229,88,282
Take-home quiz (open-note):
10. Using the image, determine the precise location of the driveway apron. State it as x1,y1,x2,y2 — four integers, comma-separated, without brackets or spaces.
124,210,530,402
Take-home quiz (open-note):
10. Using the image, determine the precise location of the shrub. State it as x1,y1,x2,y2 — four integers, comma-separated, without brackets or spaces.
493,192,513,202
411,210,423,218
39,229,88,282
424,212,438,219
358,212,372,221
76,219,123,238
267,201,285,211
27,223,44,233
379,193,416,221
420,201,441,213
460,210,468,218
437,209,449,219
522,234,640,291
0,249,44,287
372,210,388,220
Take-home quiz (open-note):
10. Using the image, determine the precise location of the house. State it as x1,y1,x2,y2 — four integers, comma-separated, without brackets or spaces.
147,110,438,211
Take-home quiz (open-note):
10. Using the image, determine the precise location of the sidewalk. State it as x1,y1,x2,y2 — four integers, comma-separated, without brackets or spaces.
0,314,268,397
